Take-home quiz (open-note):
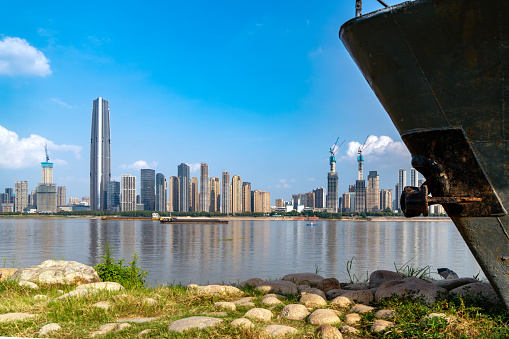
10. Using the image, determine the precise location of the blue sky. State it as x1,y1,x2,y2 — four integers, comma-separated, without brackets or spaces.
0,0,413,203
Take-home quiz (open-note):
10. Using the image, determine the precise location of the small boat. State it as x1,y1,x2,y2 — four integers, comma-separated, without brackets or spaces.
307,223,318,227
159,216,228,224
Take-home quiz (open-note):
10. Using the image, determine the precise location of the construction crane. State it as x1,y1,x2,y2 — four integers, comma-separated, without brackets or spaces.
357,136,373,180
44,143,50,162
329,137,345,173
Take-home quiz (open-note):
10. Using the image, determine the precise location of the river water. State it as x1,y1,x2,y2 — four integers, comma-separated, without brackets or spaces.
0,218,483,285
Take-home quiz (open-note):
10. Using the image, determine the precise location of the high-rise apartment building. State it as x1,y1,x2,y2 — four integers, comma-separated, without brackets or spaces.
140,169,155,211
199,163,209,212
209,177,220,212
121,175,136,211
242,182,251,213
326,173,339,213
410,168,419,187
366,171,380,212
354,180,366,212
397,169,407,211
313,187,325,209
275,198,284,208
380,189,393,211
231,175,242,214
252,190,271,213
90,97,111,211
155,173,167,212
221,171,231,214
306,191,315,209
57,186,66,206
14,181,28,212
190,177,199,212
178,163,190,212
342,192,352,212
168,176,180,212
107,180,120,212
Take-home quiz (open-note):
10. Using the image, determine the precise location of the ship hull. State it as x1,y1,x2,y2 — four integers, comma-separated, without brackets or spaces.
340,0,509,306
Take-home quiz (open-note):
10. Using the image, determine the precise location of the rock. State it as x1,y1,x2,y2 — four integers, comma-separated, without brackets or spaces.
168,316,223,332
265,293,287,299
317,324,343,338
300,293,327,308
19,280,39,289
91,323,118,337
143,297,157,305
256,280,298,295
375,309,395,319
432,278,479,291
0,268,18,282
39,323,61,335
195,284,242,295
76,282,125,291
369,270,403,289
34,294,48,300
233,297,255,308
239,277,264,287
280,304,310,320
326,289,348,300
308,309,341,326
230,317,254,328
421,312,456,324
343,282,369,290
0,312,35,322
283,273,324,287
349,304,374,314
375,277,446,305
340,325,359,334
215,301,236,311
331,296,353,308
10,260,100,285
117,323,131,331
93,301,111,310
317,278,341,293
56,288,98,300
138,329,151,336
116,317,157,323
341,290,373,305
264,324,298,336
438,268,459,279
371,320,394,332
262,296,282,306
205,311,227,317
244,308,273,322
450,282,500,307
187,283,198,289
344,313,361,325
300,288,327,300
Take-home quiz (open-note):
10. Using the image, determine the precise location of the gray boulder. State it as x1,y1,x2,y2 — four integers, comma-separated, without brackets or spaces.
256,280,298,295
450,282,501,307
10,260,100,285
317,278,341,293
283,273,324,287
432,278,479,291
369,270,403,289
341,290,374,305
375,277,446,305
326,289,348,300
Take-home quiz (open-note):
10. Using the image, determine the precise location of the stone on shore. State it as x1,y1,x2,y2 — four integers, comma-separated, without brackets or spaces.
262,296,283,306
91,323,118,337
343,282,369,290
421,312,456,324
280,304,310,320
300,287,327,300
450,282,500,307
375,309,395,319
244,308,273,322
308,309,341,326
317,278,341,293
369,270,404,289
137,329,151,336
317,324,343,338
0,268,18,282
19,280,39,289
231,317,254,328
331,296,353,308
256,280,298,295
349,304,374,314
117,323,131,331
375,277,446,304
300,293,327,308
76,282,124,291
283,273,324,287
116,317,157,323
93,301,111,310
344,313,361,325
0,313,35,323
56,288,99,300
233,297,255,307
341,290,373,304
195,284,242,296
264,324,298,337
239,277,264,287
340,325,359,334
326,289,348,300
371,319,394,332
9,260,100,285
39,323,61,335
168,316,223,332
215,301,236,311
432,277,479,291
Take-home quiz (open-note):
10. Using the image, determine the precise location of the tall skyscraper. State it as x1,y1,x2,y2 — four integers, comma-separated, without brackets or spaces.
397,169,407,211
169,176,180,212
57,186,66,206
190,177,199,212
140,169,155,211
90,97,111,211
221,171,231,214
178,163,190,212
410,168,419,187
242,182,252,213
199,163,209,212
231,175,242,214
107,180,120,212
354,180,366,212
252,190,270,213
366,171,380,212
380,189,393,211
121,175,136,211
313,187,325,209
155,173,167,212
37,152,57,213
306,191,315,209
209,177,220,212
14,181,28,212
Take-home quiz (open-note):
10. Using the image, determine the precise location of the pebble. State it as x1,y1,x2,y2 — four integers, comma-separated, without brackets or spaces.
195,284,242,295
282,273,324,287
230,317,254,328
256,280,298,295
308,309,341,326
264,324,299,336
244,308,273,322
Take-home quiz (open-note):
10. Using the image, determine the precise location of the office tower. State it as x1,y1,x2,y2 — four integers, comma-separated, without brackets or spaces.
28,190,37,209
306,191,315,209
242,182,251,213
292,194,300,209
37,155,57,213
366,171,380,212
168,176,180,212
252,190,271,213
57,186,66,206
90,97,111,211
190,177,199,212
231,175,242,214
349,184,356,192
14,181,28,212
209,177,220,212
397,169,407,211
380,189,393,211
313,187,325,208
121,175,136,211
410,168,419,187
155,173,167,212
199,163,209,212
275,198,284,208
140,169,155,211
107,180,120,212
326,172,339,213
221,171,231,214
342,193,351,212
354,180,366,212
178,163,190,212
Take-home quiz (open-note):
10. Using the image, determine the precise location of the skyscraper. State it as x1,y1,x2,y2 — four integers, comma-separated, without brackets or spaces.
380,189,393,211
14,181,28,212
326,152,339,212
168,176,180,212
37,151,57,213
57,186,66,206
221,171,231,214
90,97,111,211
252,190,270,213
178,163,190,212
155,173,167,212
232,175,242,214
242,182,252,213
313,187,325,209
107,180,120,212
410,168,419,187
121,175,136,211
199,163,209,212
397,169,407,211
366,171,380,212
354,180,366,212
209,177,220,212
140,169,155,211
190,177,199,212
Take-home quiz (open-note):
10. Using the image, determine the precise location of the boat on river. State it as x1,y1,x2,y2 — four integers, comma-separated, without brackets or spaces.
340,0,509,307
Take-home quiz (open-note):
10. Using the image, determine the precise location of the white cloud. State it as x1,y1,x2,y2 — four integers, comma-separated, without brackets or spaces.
120,160,157,170
50,98,72,108
187,163,201,173
0,125,81,169
342,135,410,162
0,37,51,76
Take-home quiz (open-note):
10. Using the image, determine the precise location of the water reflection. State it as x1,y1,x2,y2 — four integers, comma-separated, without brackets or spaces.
0,219,483,285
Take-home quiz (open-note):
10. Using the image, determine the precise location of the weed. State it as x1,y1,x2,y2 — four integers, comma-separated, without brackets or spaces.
394,259,433,279
341,257,369,284
314,264,322,275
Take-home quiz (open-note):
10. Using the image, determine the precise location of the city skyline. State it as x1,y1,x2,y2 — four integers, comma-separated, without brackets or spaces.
0,0,411,202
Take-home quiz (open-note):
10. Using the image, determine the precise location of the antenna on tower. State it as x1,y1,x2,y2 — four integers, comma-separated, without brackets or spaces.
329,137,345,173
45,143,49,162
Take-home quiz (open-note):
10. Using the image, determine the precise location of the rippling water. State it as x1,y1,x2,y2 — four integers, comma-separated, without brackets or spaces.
0,218,483,285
